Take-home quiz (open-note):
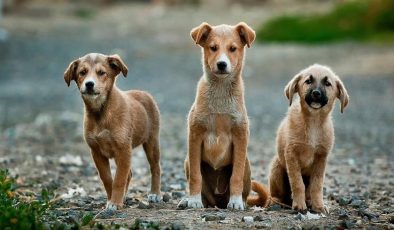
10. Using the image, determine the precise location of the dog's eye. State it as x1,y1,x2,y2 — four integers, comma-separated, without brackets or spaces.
97,70,106,76
80,70,87,76
230,46,237,52
210,46,217,52
325,81,331,87
305,79,312,84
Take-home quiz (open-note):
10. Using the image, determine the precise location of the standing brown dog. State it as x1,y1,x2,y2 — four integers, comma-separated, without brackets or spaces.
268,64,349,214
178,22,257,210
64,53,162,210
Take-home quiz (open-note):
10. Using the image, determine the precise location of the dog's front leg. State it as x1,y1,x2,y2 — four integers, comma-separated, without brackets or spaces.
285,147,307,211
178,129,204,209
228,125,248,210
91,150,113,201
107,149,131,210
309,153,329,214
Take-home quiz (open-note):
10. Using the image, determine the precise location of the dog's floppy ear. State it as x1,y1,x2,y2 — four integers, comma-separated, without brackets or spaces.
191,22,212,46
235,22,256,48
336,78,349,113
108,54,128,77
64,59,80,87
284,73,302,106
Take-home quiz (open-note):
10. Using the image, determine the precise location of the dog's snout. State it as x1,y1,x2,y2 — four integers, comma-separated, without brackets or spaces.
312,90,321,98
85,81,94,89
217,61,227,71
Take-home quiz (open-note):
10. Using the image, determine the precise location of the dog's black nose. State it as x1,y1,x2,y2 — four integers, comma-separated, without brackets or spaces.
85,81,94,89
312,90,321,98
217,61,227,71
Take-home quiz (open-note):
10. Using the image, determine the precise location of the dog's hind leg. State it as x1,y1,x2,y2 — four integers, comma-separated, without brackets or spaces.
124,170,132,200
143,137,162,202
269,157,290,206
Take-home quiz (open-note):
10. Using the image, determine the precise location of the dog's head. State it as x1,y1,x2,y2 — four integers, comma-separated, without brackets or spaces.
191,22,255,79
285,64,349,113
64,53,128,106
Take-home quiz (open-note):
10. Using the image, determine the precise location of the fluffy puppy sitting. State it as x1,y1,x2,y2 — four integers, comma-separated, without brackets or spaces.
269,64,349,214
64,53,162,210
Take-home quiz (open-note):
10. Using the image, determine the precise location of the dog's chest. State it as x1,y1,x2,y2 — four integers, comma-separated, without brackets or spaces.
202,115,233,170
306,125,320,148
85,129,117,158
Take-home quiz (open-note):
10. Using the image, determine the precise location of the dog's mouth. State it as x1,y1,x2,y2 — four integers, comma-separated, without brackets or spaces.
81,90,100,96
305,92,328,110
213,70,231,77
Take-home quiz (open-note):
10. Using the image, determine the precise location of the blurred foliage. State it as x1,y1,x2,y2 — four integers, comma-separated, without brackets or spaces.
0,169,95,230
257,0,394,43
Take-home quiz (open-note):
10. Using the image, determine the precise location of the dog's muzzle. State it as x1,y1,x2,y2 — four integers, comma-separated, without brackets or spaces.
305,88,328,109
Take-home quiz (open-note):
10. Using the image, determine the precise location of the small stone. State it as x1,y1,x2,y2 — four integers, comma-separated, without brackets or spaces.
254,215,265,221
388,214,394,224
294,213,306,221
359,209,378,220
337,209,349,220
255,220,272,228
172,191,185,199
338,196,352,206
350,199,363,208
137,200,152,209
340,220,355,229
171,222,185,230
266,204,281,211
162,193,171,202
203,213,226,221
243,216,254,224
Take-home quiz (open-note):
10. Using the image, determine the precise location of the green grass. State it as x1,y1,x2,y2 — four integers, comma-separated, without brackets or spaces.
257,0,394,43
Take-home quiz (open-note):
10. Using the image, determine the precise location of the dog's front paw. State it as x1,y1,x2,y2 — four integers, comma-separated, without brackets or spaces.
227,195,245,211
177,195,204,209
292,199,307,212
106,201,123,211
148,193,162,203
312,204,330,215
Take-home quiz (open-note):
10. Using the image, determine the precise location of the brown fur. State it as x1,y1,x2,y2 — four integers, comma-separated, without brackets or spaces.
64,53,162,210
268,64,349,214
178,22,257,210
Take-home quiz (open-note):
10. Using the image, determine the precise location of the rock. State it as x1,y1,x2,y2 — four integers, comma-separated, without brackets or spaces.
95,209,115,219
337,209,349,220
254,215,265,221
338,196,352,206
137,200,152,209
202,213,226,221
254,220,272,228
340,220,355,229
266,204,281,211
350,199,364,208
388,214,394,224
171,222,185,230
294,213,306,221
171,191,185,199
162,193,171,202
358,209,378,220
243,216,254,224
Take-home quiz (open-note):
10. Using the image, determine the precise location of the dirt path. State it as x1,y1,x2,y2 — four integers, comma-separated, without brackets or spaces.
0,2,393,229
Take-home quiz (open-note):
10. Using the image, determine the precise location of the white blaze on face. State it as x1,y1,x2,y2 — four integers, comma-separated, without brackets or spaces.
217,53,231,73
81,76,95,92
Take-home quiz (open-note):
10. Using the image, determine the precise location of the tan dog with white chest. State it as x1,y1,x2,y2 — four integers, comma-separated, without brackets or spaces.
269,64,349,214
178,22,256,210
64,53,162,210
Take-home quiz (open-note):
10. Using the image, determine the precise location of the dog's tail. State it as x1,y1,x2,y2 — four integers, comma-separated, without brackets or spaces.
247,180,270,207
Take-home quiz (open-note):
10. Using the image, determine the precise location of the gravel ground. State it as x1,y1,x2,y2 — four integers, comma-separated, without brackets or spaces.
0,2,393,229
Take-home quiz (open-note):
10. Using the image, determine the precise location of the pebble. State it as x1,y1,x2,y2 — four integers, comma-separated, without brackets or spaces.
137,200,152,209
294,213,306,221
243,216,254,224
162,193,171,202
350,199,364,208
202,213,226,221
170,222,185,230
358,209,378,220
340,220,355,229
338,196,352,206
266,204,281,211
337,209,349,220
172,191,185,199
